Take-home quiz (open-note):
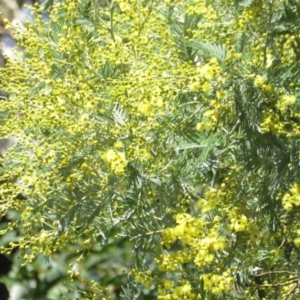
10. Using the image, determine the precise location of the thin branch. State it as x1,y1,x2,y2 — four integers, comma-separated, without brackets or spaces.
285,282,298,299
109,0,116,42
138,1,153,37
263,0,273,65
98,0,116,42
179,101,199,107
130,229,163,240
229,119,240,135
247,25,264,47
254,270,300,277
261,279,298,287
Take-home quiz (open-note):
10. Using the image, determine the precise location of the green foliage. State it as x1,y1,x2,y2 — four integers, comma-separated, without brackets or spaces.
1,0,300,299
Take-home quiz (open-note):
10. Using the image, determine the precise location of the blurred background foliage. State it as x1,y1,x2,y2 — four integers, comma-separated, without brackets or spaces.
0,211,136,299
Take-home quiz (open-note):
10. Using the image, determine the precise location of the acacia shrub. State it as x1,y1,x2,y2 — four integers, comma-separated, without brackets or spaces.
1,0,300,299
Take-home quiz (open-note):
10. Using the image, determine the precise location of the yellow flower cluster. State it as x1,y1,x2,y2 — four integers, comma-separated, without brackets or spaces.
132,269,153,288
158,279,199,300
201,270,234,295
276,95,296,112
102,149,127,176
282,183,300,211
228,211,248,232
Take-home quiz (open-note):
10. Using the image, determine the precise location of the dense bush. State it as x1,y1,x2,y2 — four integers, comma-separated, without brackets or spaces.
1,0,300,299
